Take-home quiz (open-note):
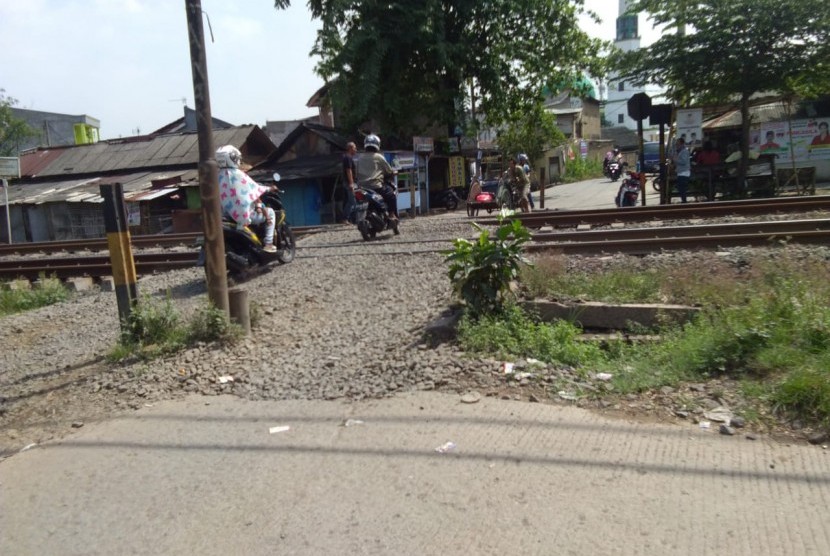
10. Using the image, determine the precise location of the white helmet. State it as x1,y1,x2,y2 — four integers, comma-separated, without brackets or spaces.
216,145,242,168
518,153,528,163
364,134,381,152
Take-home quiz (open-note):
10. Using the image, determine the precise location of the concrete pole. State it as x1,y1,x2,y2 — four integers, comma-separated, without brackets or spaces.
185,0,229,316
228,288,250,335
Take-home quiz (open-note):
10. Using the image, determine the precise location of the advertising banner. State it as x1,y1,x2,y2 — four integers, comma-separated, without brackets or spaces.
750,118,830,163
676,108,703,148
448,156,466,189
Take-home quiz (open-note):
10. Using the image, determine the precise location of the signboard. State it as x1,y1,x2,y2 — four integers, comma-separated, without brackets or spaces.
387,152,416,170
413,136,434,153
448,156,465,189
676,108,703,148
0,157,20,178
126,202,141,226
750,118,830,163
627,92,652,121
580,140,588,160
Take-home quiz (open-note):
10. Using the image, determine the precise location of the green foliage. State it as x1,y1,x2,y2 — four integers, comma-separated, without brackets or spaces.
561,155,604,183
774,365,830,427
307,0,605,135
457,305,606,367
111,295,240,361
620,0,830,105
617,0,830,184
496,103,566,165
514,248,830,428
445,217,531,318
0,276,69,316
0,89,40,156
523,263,662,303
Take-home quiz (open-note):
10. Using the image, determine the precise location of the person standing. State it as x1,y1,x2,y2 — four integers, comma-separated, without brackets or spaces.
340,141,357,223
518,153,534,210
672,138,691,203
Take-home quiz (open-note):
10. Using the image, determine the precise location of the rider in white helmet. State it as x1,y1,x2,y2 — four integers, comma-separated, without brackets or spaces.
355,133,399,219
217,145,278,253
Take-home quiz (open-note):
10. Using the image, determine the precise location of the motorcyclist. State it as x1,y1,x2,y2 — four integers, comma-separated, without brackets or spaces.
507,156,531,213
216,145,277,253
355,133,398,220
604,147,621,175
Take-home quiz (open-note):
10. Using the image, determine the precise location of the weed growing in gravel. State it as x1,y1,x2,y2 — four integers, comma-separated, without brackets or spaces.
446,218,531,318
0,276,70,316
109,295,241,361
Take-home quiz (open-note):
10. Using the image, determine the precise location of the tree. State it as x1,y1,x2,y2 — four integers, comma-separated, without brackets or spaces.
615,0,830,187
0,90,40,157
289,0,604,138
495,103,565,166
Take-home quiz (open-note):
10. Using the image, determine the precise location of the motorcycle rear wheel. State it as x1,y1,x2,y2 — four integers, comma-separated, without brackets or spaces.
276,224,296,264
358,220,372,241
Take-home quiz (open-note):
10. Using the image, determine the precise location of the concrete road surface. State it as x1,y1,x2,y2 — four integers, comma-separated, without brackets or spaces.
537,175,661,212
2,392,828,555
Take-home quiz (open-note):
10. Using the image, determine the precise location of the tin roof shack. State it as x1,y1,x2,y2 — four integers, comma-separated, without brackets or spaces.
253,122,352,226
3,126,275,243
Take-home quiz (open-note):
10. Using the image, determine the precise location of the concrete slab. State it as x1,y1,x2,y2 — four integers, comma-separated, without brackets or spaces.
1,392,828,555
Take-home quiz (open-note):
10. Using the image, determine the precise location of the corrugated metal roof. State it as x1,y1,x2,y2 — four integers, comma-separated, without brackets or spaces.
19,147,70,177
20,127,258,178
250,154,341,182
703,101,790,130
4,170,198,205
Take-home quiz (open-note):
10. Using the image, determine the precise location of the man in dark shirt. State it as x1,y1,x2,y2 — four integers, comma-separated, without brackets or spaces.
341,142,357,223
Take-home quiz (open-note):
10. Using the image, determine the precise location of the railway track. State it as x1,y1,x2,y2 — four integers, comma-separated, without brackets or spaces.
474,195,830,228
0,226,324,257
4,216,830,280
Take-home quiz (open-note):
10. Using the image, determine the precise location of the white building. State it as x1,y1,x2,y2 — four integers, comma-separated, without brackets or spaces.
604,0,660,137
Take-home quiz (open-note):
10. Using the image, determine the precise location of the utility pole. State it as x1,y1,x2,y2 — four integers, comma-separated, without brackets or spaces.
185,0,229,315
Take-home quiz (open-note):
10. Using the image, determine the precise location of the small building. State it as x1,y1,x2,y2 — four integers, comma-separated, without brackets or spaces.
2,125,276,243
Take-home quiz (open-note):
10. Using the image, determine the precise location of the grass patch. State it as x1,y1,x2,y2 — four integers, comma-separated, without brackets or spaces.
560,157,604,183
108,294,242,362
0,276,71,316
506,248,830,430
457,305,607,368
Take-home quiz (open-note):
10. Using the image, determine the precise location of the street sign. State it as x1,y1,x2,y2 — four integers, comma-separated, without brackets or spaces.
413,136,434,153
649,104,673,126
0,157,20,178
627,93,652,121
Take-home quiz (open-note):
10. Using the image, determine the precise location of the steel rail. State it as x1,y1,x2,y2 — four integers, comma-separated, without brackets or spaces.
0,226,322,256
525,229,830,256
474,196,830,227
0,252,199,281
531,218,830,243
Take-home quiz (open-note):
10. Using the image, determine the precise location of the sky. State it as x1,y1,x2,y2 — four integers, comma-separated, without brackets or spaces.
1,0,662,141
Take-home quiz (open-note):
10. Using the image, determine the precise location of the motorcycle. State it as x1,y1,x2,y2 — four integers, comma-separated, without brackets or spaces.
430,187,462,211
615,172,642,207
496,173,523,210
198,173,297,277
606,160,623,182
353,181,400,241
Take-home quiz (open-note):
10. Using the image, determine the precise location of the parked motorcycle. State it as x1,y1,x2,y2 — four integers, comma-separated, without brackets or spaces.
430,187,462,211
353,181,400,240
615,172,642,207
198,173,296,277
